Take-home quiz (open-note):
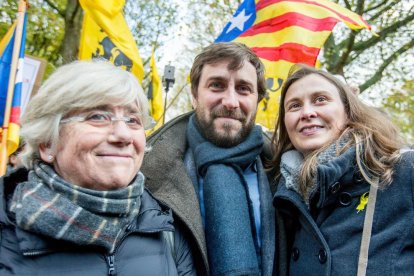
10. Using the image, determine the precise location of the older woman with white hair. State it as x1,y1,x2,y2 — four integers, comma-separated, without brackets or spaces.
0,60,195,275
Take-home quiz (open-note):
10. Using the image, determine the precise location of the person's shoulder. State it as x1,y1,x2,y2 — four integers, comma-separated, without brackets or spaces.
0,168,28,225
142,188,166,209
393,149,414,182
1,167,28,190
146,112,193,145
399,148,414,164
260,127,273,157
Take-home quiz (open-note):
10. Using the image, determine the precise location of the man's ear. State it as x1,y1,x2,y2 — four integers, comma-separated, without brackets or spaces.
191,93,198,109
39,143,54,163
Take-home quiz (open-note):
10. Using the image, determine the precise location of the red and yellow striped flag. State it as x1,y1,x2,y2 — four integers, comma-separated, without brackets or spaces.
216,0,371,129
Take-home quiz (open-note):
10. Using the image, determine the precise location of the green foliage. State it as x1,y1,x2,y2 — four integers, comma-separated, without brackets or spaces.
0,0,65,81
382,80,414,143
185,0,241,48
322,0,414,94
125,0,179,60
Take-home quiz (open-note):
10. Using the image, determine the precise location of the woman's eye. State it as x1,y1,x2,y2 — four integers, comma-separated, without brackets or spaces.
287,103,301,111
86,112,109,122
126,115,142,126
315,96,327,103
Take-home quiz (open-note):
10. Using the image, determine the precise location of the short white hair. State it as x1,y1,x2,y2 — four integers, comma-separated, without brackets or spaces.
20,60,150,168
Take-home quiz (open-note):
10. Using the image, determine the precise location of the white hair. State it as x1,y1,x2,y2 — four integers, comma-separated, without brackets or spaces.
20,60,151,168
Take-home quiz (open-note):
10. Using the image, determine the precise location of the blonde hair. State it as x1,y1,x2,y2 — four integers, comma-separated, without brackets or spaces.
271,64,404,194
20,60,151,168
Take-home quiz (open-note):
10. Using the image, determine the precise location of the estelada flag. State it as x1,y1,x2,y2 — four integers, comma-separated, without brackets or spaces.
79,0,144,82
216,0,371,129
0,15,27,157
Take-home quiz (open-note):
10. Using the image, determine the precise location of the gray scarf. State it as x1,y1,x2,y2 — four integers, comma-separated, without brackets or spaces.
281,136,350,204
10,162,144,253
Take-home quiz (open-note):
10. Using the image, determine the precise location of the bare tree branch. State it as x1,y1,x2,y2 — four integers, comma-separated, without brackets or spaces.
43,0,65,18
343,0,352,10
368,0,399,22
331,30,358,74
70,0,82,22
365,0,391,14
355,0,365,14
359,39,414,92
353,12,414,52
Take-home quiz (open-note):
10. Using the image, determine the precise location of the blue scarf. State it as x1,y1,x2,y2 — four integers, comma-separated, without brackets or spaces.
187,114,263,276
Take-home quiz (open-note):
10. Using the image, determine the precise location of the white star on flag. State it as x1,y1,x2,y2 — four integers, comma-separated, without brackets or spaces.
226,9,252,34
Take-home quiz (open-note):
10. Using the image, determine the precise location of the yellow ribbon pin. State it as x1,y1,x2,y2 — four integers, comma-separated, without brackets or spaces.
356,192,369,213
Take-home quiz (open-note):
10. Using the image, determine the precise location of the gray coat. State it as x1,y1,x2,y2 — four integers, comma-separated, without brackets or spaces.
274,148,414,275
0,168,196,276
141,112,277,275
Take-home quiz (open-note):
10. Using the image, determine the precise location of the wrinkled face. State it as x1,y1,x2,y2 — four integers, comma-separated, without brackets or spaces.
284,74,348,155
40,104,146,190
193,60,259,147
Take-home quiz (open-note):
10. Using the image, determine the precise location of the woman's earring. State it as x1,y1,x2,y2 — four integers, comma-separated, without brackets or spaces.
48,155,53,161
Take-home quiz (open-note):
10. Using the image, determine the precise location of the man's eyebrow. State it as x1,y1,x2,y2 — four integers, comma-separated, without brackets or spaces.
237,79,254,87
206,76,228,82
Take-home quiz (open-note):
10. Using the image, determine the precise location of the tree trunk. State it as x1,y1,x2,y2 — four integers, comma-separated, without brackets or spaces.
59,0,83,64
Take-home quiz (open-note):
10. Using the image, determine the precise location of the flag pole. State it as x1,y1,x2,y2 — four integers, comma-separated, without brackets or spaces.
0,0,27,176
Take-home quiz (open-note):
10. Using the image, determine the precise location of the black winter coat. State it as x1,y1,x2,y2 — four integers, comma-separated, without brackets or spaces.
0,168,196,276
274,148,414,275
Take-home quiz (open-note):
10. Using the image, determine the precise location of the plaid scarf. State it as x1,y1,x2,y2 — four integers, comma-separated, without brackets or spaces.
9,162,144,253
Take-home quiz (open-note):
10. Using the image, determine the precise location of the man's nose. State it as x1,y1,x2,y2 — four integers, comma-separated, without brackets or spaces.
221,88,239,109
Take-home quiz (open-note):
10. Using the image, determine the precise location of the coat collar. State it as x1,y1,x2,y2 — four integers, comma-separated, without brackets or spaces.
0,167,28,226
276,147,368,210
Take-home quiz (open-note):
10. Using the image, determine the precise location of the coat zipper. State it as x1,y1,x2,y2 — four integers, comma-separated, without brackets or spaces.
23,250,52,256
103,222,168,276
106,254,116,275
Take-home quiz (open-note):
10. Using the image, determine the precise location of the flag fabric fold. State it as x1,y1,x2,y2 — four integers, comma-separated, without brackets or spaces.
79,0,144,82
216,0,371,129
146,51,164,134
0,14,27,159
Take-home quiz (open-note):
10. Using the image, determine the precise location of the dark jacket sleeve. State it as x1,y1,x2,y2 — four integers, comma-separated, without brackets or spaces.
174,222,197,276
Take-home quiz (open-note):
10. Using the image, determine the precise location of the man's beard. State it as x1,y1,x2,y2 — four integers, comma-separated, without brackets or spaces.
195,106,256,148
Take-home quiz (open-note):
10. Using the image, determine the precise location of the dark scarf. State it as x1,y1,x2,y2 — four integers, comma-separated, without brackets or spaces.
9,162,144,253
187,114,263,276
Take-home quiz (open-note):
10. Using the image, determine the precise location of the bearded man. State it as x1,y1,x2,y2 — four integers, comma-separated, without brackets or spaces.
142,42,276,276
